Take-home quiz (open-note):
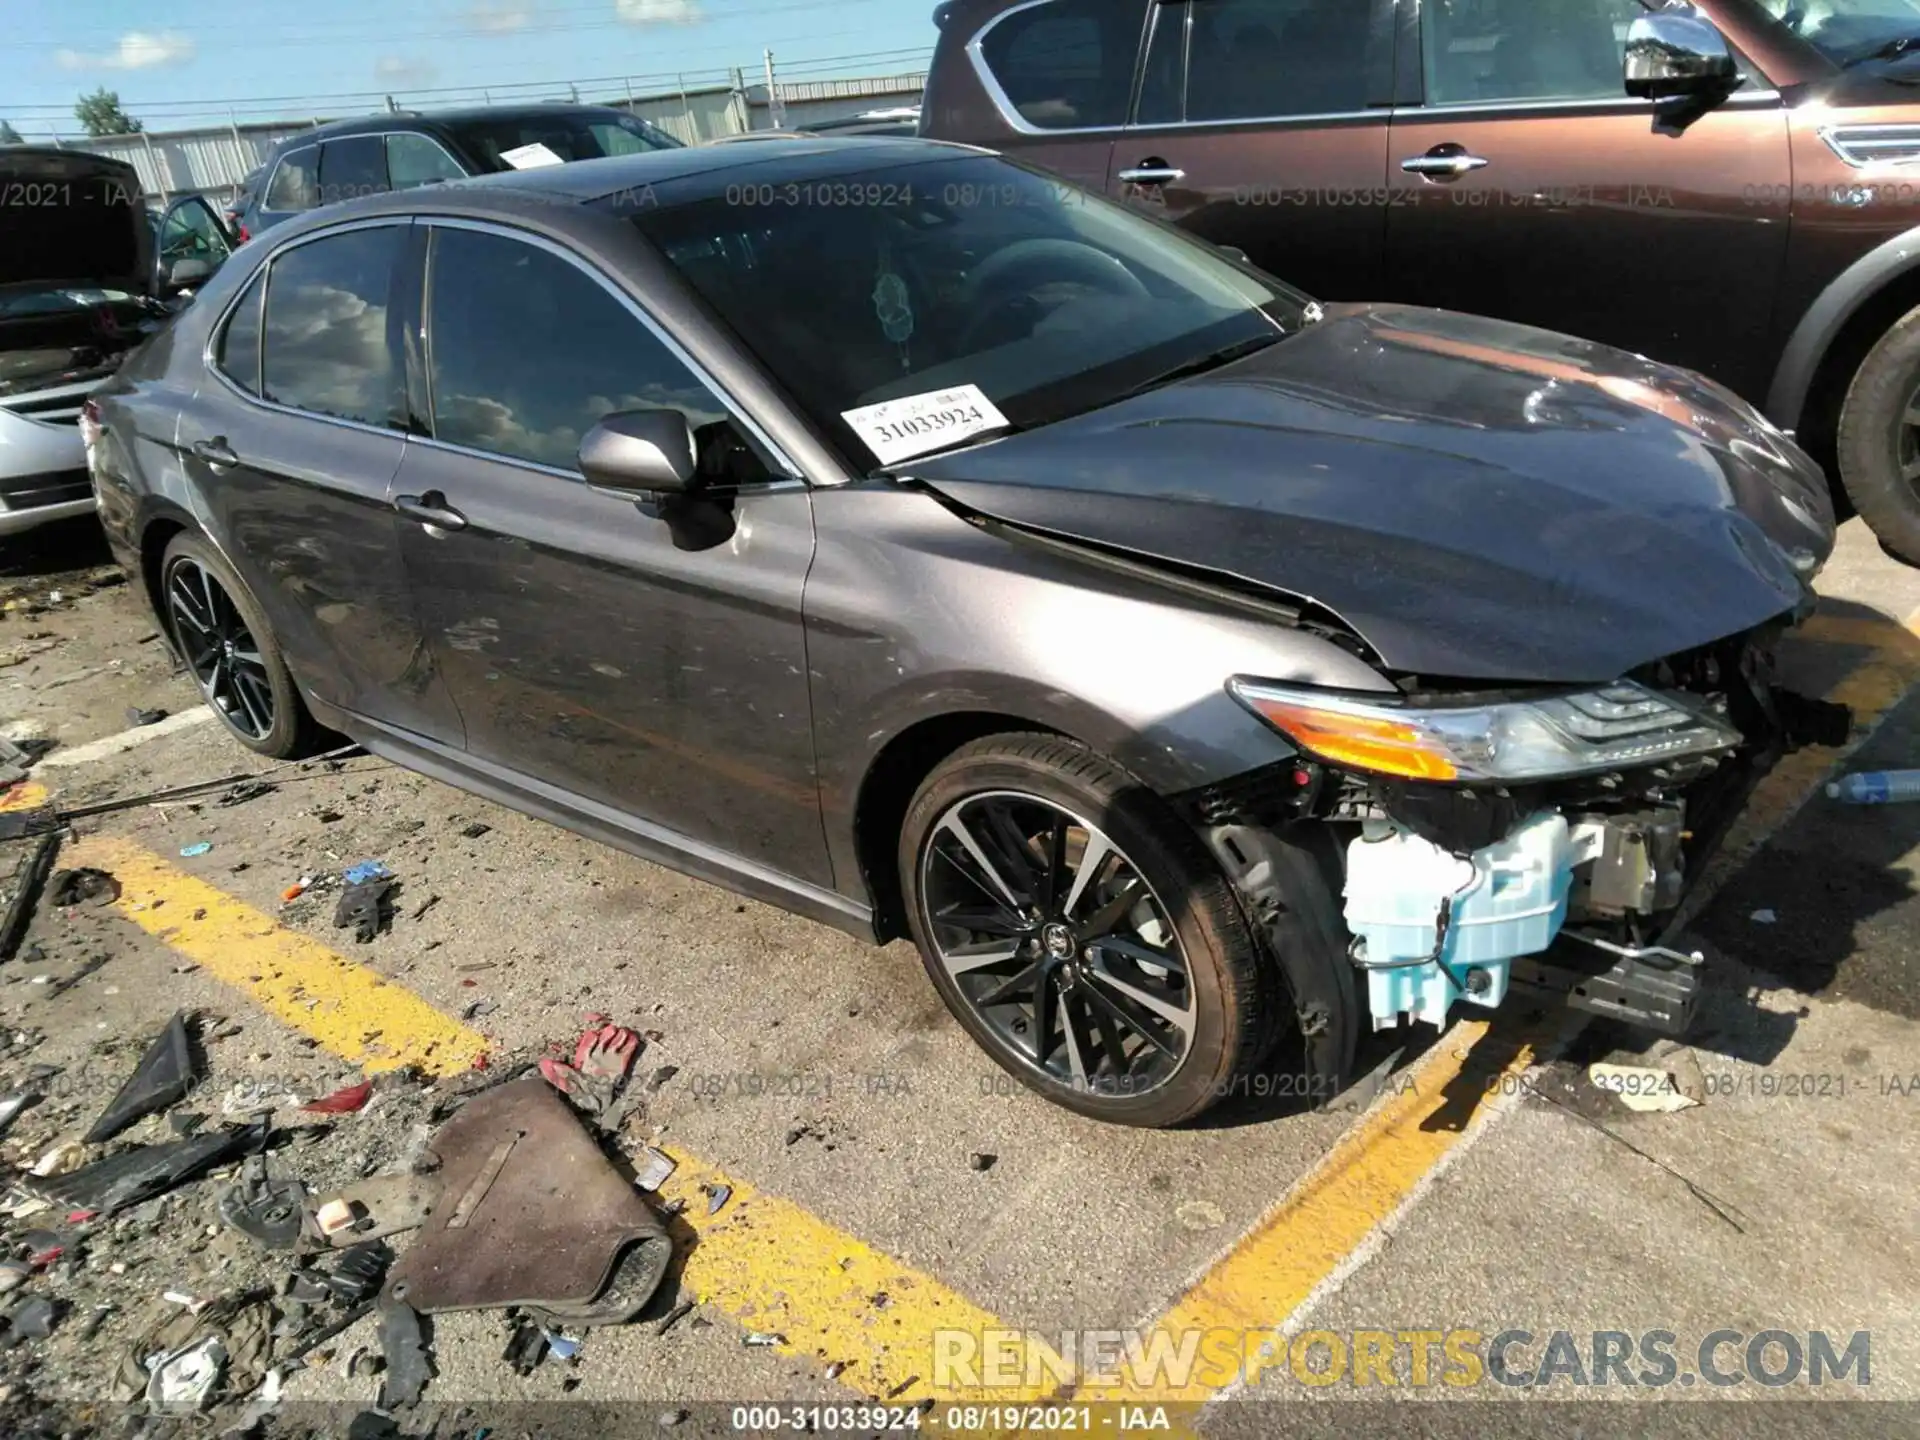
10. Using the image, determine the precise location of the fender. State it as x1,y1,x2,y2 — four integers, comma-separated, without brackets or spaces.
1767,222,1920,432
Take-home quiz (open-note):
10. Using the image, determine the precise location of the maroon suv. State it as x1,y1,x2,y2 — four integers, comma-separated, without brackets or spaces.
924,0,1920,562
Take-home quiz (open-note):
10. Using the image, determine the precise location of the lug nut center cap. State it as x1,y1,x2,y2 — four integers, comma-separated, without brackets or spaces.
1041,923,1075,959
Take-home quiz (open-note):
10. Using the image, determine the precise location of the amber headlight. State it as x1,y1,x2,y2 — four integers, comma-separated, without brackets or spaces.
1228,679,1741,783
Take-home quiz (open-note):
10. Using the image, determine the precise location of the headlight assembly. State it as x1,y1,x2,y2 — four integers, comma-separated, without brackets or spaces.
1228,678,1741,784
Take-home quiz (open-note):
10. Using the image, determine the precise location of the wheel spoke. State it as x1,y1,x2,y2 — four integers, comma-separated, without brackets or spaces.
938,812,1025,911
1041,815,1069,912
1060,833,1112,920
1085,963,1192,1034
1059,994,1093,1087
980,801,1042,899
941,937,1022,976
934,904,1025,937
233,670,273,736
1082,980,1180,1062
1091,934,1188,976
1090,994,1130,1074
1076,877,1146,942
1030,964,1058,1065
975,960,1041,1008
170,575,212,634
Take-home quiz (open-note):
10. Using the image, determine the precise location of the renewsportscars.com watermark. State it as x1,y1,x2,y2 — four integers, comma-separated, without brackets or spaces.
935,1327,1873,1391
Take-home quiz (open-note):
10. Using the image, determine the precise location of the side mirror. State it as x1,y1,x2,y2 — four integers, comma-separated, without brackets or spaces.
1624,4,1738,100
1217,244,1250,265
577,408,699,495
161,256,215,293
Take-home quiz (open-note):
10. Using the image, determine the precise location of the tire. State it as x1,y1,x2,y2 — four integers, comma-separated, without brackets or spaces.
160,531,327,760
1836,304,1920,566
898,733,1268,1127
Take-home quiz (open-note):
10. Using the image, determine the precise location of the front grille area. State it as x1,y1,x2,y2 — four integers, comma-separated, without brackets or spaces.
0,467,91,509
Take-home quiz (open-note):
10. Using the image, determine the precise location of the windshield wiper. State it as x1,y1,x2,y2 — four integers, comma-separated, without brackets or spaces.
1845,33,1920,67
1115,331,1283,403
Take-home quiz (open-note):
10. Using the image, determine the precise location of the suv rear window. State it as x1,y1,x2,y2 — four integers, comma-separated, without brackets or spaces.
447,112,682,170
976,0,1149,131
264,147,318,212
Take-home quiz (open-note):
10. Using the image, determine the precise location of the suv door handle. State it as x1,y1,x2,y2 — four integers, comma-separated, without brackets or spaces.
1117,164,1186,186
1401,150,1491,179
394,491,468,533
190,436,239,469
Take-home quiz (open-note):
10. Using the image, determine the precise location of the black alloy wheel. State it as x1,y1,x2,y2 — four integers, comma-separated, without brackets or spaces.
167,554,276,740
919,789,1198,1096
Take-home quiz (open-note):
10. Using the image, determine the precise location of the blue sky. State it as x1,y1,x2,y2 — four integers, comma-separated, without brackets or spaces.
3,0,940,137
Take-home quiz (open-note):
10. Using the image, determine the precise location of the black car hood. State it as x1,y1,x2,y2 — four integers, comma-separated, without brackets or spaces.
0,149,151,297
908,304,1834,685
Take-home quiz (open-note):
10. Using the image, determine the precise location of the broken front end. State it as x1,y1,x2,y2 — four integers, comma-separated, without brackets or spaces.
1192,622,1850,1081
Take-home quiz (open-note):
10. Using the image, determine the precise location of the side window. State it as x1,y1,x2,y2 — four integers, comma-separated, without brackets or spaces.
386,133,466,190
264,147,318,212
160,199,232,262
1425,0,1641,105
424,227,732,475
216,270,265,396
1185,0,1374,122
261,226,407,428
976,0,1150,131
317,136,390,206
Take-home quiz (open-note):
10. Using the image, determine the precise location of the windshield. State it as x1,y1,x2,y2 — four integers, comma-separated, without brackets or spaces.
1755,0,1920,62
631,155,1306,469
450,112,682,170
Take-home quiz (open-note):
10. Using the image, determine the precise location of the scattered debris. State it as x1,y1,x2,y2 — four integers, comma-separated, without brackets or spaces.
320,1241,393,1305
216,780,275,807
219,1154,308,1250
384,1076,671,1324
967,1152,997,1173
333,863,397,944
127,706,169,727
744,1331,786,1348
460,998,498,1021
1588,1062,1701,1114
4,1296,59,1346
302,1080,374,1115
539,1021,643,1121
634,1146,676,1193
30,1120,268,1215
29,1138,85,1178
48,867,119,907
546,1329,582,1361
656,1300,695,1335
0,1089,37,1138
410,894,440,922
179,841,213,858
646,1065,679,1092
147,1334,228,1411
0,834,60,963
83,1010,201,1144
376,1302,432,1409
1749,908,1778,925
308,1172,437,1248
0,1262,29,1295
701,1182,731,1216
1827,769,1920,805
460,822,492,839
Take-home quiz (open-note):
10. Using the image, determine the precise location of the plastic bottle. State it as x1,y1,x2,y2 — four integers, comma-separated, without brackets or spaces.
1826,770,1920,805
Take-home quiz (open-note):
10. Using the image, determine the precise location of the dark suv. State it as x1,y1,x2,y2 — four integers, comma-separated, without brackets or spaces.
236,103,682,239
924,0,1920,563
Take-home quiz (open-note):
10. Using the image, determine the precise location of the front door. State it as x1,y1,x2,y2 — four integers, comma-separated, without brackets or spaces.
175,221,465,746
1109,0,1397,301
391,222,829,887
1384,0,1791,402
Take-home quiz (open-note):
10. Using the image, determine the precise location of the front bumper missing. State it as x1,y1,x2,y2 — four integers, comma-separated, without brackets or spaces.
1510,932,1702,1036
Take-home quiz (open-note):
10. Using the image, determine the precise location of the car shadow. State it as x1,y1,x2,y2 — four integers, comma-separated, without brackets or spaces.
0,516,115,580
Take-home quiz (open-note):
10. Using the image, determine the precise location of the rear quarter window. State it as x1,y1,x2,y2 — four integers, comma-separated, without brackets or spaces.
977,0,1149,130
263,147,318,212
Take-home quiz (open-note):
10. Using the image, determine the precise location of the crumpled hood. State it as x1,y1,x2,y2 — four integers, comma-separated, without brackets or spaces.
909,304,1835,684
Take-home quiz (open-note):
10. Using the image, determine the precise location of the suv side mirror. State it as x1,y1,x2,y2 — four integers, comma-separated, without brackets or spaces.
577,408,699,495
161,256,215,293
1624,4,1738,100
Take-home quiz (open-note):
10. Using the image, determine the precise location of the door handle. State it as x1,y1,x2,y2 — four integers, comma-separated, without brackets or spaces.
1401,150,1491,179
1117,164,1186,186
190,436,238,469
394,491,468,532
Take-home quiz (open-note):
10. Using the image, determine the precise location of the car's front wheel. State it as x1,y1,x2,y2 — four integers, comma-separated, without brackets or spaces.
160,531,325,759
899,734,1267,1127
1837,304,1920,565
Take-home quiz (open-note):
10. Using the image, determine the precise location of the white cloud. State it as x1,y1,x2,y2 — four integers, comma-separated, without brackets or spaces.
616,0,702,24
470,2,532,33
374,55,438,86
55,31,196,72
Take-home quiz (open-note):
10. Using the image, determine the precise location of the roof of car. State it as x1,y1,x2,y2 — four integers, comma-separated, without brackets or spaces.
275,102,640,147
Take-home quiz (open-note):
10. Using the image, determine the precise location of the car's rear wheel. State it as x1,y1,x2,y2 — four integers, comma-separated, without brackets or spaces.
1836,304,1920,566
899,734,1267,1127
160,531,324,759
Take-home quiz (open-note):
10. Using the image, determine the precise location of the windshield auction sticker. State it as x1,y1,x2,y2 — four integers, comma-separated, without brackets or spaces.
841,384,1009,465
499,142,565,170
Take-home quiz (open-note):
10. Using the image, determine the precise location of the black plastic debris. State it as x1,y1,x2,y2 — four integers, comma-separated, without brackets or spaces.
333,872,397,944
0,834,60,963
83,1011,200,1144
2,1296,59,1347
968,1152,997,1173
218,1154,307,1250
460,822,491,839
376,1301,432,1409
0,1090,38,1139
48,866,119,908
126,706,168,727
33,1120,268,1215
322,1241,393,1305
503,1317,549,1375
169,1111,206,1137
217,781,275,808
0,737,34,788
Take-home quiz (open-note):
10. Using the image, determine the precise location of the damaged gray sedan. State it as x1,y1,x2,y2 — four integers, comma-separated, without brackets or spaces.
89,140,1845,1126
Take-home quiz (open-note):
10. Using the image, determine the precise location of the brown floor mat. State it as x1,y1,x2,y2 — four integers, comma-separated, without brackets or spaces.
383,1075,669,1318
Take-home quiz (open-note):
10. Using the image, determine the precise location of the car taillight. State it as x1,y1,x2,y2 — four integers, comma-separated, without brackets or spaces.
79,399,103,451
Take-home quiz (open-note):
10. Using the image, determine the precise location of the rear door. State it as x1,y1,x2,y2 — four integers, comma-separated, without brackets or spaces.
1383,0,1791,400
1108,0,1398,300
173,221,465,745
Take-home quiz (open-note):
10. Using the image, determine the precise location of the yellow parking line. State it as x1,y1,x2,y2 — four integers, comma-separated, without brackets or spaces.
1,781,48,812
63,830,1066,1404
65,833,487,1077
